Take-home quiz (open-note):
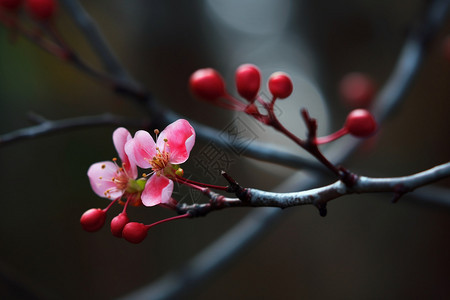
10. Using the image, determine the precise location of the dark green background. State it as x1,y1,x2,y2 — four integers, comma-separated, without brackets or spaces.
1,1,449,299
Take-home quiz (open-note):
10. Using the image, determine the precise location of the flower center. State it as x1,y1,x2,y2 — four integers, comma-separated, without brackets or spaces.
101,165,129,199
112,168,129,190
150,146,170,174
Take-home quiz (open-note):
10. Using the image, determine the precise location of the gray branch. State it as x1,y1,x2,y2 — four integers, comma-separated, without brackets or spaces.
246,162,450,209
177,162,450,214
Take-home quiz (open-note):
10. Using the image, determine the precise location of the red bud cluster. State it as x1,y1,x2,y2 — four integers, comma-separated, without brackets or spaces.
189,64,297,122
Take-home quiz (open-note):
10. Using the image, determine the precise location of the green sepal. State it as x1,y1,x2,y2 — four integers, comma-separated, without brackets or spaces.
126,178,147,193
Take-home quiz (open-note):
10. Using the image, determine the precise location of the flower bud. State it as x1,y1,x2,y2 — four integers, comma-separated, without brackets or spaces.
110,212,129,238
189,68,226,101
268,72,293,99
345,109,377,137
122,222,148,244
235,64,261,101
339,72,376,108
80,208,106,232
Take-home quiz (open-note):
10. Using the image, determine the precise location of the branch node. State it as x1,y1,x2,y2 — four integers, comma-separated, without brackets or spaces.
204,188,227,208
338,166,359,187
221,171,250,202
176,203,211,218
300,108,318,144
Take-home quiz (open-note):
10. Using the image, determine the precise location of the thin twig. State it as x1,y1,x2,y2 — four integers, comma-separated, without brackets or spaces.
0,113,150,146
59,0,146,99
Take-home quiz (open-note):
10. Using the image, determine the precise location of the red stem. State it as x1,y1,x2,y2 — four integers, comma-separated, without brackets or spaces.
223,94,247,111
266,108,341,176
175,176,228,191
315,127,349,145
103,197,120,212
145,213,190,229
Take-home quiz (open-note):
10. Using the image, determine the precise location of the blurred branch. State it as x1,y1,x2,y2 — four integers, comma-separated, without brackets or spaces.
0,10,68,58
371,0,450,121
0,112,150,146
60,0,145,97
409,185,450,207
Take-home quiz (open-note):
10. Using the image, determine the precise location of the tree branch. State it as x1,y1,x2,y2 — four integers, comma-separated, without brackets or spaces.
176,162,450,216
0,113,150,146
60,0,144,95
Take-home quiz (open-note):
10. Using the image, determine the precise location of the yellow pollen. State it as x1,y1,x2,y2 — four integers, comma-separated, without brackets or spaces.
112,157,117,162
101,164,106,169
148,147,170,172
154,129,160,135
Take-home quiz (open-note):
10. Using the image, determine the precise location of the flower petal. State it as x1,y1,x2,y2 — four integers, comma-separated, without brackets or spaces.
113,127,137,179
158,119,195,164
125,130,157,169
141,175,174,206
87,161,124,200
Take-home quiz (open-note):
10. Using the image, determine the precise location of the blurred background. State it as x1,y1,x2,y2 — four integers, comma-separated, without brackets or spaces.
0,0,449,299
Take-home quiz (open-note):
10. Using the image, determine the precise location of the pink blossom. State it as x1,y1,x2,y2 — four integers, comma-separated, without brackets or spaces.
125,119,195,206
88,127,140,202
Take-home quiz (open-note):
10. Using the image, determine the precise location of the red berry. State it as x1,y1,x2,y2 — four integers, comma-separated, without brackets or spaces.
345,109,377,137
122,222,148,244
235,64,261,101
0,0,22,10
80,208,106,232
268,72,293,99
339,72,375,108
189,68,226,101
25,0,56,21
110,212,129,238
